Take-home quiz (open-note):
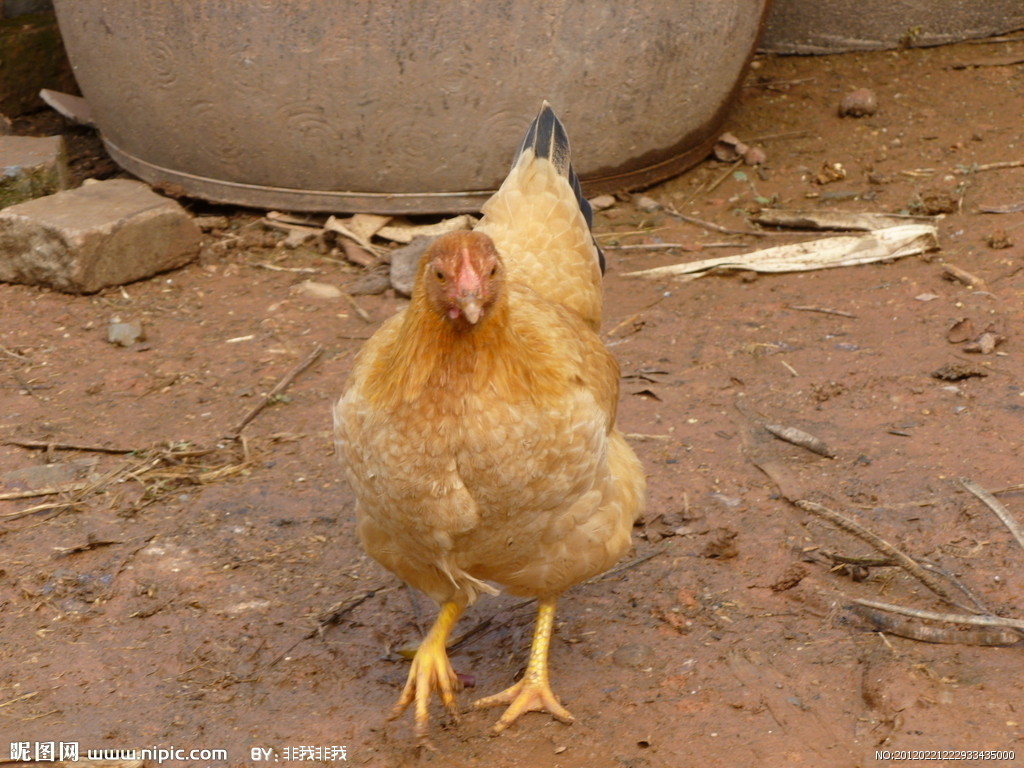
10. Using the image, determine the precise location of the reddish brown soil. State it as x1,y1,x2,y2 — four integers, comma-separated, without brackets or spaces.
2,39,1024,768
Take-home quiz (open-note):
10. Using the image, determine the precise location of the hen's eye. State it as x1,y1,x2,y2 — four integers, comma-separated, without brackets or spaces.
435,270,446,282
489,266,497,277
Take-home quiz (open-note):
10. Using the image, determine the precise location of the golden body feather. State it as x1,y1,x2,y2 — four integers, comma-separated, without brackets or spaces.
332,104,645,739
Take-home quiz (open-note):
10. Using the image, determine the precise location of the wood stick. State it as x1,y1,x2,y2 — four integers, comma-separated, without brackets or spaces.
693,160,743,201
344,293,373,324
795,500,977,612
665,205,771,237
267,584,398,667
4,439,136,454
0,345,30,361
992,483,1024,495
851,597,1024,631
958,159,1024,174
228,345,324,437
941,263,986,288
960,477,1024,551
787,304,858,319
0,483,89,501
850,604,1023,647
603,243,696,251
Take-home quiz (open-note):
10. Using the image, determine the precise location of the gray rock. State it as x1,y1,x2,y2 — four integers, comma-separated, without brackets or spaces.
106,319,145,346
388,236,433,297
612,643,656,669
0,178,201,293
348,265,391,296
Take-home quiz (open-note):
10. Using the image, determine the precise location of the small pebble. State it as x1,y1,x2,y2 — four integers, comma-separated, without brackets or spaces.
743,146,767,166
588,194,616,211
107,319,145,346
838,88,878,117
635,195,662,213
298,280,342,299
193,215,230,232
612,643,655,669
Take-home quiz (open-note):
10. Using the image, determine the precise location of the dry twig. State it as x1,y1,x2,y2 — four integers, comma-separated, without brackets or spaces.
4,439,136,454
2,443,251,523
0,345,30,361
603,243,697,251
941,264,986,288
850,603,1023,647
960,477,1024,551
681,159,742,204
851,598,1024,631
957,160,1024,174
795,500,976,613
787,304,857,318
0,484,89,502
228,345,324,437
665,205,773,237
344,294,373,324
267,584,398,667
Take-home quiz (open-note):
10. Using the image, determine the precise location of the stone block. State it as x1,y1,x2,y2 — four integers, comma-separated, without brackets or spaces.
0,134,68,207
0,178,201,293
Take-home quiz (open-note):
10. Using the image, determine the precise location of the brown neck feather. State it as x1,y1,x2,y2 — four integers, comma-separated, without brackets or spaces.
366,286,562,411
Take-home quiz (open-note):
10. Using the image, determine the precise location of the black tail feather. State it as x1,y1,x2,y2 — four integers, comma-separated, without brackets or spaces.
516,102,606,274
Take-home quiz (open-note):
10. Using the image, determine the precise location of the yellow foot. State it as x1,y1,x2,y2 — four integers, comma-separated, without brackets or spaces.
388,601,464,745
474,676,575,733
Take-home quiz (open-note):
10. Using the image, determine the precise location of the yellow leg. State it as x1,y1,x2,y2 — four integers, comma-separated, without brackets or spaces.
473,595,575,733
389,600,464,744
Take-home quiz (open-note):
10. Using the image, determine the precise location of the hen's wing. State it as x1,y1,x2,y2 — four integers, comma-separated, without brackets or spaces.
475,102,605,329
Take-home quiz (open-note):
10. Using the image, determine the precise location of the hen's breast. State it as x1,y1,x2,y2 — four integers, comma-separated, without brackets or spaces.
335,382,613,601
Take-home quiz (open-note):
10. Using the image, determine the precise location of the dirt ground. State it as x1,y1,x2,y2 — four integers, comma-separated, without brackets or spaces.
3,37,1024,768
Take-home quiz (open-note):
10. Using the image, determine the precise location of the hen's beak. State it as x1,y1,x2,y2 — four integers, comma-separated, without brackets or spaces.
456,293,482,324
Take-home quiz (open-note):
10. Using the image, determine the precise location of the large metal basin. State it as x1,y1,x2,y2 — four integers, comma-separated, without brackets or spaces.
762,0,1024,53
55,1,769,213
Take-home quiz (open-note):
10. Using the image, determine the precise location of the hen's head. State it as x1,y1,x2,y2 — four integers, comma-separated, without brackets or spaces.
421,230,505,328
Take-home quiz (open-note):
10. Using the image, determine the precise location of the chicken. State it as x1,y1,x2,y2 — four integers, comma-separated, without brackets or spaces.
333,102,645,743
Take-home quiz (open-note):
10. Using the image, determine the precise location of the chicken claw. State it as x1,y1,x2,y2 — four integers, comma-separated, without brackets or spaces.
474,596,575,733
389,601,464,743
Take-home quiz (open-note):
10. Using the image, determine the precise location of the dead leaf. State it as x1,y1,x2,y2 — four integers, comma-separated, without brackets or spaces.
931,362,987,381
814,162,846,184
701,527,739,559
350,213,391,243
625,225,939,281
764,423,835,458
946,318,974,343
341,239,377,268
631,389,662,401
324,214,390,251
769,563,809,592
376,214,475,244
714,132,748,162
